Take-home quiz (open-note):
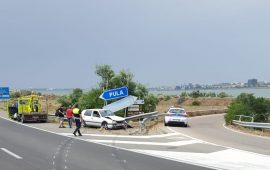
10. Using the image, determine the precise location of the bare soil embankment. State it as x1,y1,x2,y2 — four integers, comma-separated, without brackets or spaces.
156,96,232,114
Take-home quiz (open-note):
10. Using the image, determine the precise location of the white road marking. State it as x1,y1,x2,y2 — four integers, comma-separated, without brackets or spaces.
1,148,23,159
167,137,186,140
86,139,201,146
58,132,179,138
132,148,270,170
166,126,221,147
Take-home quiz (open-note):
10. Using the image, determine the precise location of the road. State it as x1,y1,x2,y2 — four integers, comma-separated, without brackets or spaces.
0,116,212,170
170,114,270,155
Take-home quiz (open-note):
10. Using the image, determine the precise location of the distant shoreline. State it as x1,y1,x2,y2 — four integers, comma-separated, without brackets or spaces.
150,88,270,98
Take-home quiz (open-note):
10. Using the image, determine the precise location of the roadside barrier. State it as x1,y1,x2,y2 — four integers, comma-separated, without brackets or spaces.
125,112,159,132
232,120,270,130
125,112,158,122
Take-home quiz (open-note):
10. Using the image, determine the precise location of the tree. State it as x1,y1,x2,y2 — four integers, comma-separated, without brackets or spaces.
57,88,83,108
111,70,136,95
143,94,159,112
134,83,148,99
78,88,104,110
95,65,115,90
57,95,72,108
70,88,83,105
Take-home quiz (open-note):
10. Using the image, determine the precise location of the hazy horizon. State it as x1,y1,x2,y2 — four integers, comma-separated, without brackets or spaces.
1,1,270,89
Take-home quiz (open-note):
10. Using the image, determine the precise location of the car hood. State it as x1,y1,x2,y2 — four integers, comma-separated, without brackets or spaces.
104,116,125,121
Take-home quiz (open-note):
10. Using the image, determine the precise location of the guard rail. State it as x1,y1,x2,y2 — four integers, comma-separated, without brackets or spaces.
125,111,158,122
232,120,270,129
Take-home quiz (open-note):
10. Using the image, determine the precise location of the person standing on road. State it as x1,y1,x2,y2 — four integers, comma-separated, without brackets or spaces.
66,106,73,128
56,106,65,128
73,105,82,136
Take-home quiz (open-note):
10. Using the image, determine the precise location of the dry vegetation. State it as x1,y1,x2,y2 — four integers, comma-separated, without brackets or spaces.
2,95,233,114
39,95,61,114
156,96,233,113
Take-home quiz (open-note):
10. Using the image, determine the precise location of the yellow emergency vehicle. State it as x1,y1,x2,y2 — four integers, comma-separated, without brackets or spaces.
7,95,48,123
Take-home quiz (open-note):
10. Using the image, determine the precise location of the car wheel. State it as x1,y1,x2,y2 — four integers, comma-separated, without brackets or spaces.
101,122,108,130
123,123,128,130
164,120,167,126
81,121,87,128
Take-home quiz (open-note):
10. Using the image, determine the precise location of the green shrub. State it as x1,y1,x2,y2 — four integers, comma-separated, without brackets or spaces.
217,92,229,98
164,95,171,101
180,92,188,97
225,102,251,124
225,93,270,124
207,92,217,97
189,90,200,98
178,97,186,104
191,101,201,106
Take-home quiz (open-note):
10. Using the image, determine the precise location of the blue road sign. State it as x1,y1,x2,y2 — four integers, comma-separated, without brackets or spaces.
99,86,128,100
0,87,10,99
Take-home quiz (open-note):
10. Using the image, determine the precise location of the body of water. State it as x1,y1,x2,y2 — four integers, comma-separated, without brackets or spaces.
35,88,270,98
149,88,270,98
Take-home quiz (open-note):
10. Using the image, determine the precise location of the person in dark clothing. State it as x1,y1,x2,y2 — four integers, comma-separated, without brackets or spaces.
56,107,65,128
72,106,82,136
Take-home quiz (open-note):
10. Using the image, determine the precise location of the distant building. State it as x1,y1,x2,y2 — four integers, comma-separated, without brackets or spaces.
247,79,258,87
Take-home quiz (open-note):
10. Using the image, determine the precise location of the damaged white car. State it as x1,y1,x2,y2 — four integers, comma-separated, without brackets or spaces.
81,109,127,129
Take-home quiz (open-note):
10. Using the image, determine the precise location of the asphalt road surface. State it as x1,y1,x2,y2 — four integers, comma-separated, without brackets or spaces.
0,116,213,170
170,114,270,156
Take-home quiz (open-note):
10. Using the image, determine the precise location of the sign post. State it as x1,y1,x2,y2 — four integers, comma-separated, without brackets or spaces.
99,86,128,101
0,87,10,100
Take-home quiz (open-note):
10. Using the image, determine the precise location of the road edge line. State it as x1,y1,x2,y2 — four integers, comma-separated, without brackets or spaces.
223,123,270,140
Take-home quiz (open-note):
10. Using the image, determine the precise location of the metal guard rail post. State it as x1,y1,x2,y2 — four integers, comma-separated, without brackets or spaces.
235,115,254,122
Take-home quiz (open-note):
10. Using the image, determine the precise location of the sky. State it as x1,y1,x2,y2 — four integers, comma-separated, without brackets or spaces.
0,0,270,89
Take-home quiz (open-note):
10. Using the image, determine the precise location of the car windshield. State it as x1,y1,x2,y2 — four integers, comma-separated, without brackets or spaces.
169,109,185,114
100,110,115,117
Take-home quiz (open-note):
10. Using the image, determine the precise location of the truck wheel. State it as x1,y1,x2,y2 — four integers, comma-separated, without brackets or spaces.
41,119,48,123
17,115,21,122
21,116,25,123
